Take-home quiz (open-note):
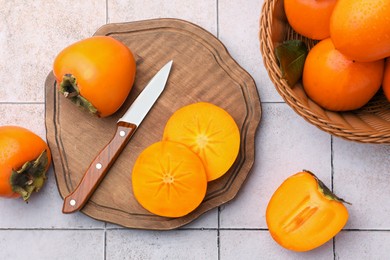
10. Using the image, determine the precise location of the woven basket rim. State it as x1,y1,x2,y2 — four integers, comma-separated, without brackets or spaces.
259,0,390,144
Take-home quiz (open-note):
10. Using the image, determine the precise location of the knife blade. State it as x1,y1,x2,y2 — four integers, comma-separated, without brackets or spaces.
62,60,173,214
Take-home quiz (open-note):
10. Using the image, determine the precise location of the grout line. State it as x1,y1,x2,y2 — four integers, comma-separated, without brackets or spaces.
331,136,336,260
0,101,287,105
104,222,107,260
331,135,335,192
103,223,107,260
217,207,221,260
0,227,389,232
0,228,106,231
216,0,219,39
105,0,109,24
0,102,45,105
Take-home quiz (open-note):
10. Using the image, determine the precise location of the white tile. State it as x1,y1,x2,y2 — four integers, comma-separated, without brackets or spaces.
0,230,104,260
106,229,218,259
220,230,333,259
0,1,106,103
106,207,218,229
333,139,390,229
182,207,218,229
0,104,46,139
107,0,217,35
0,167,105,228
220,103,332,228
335,231,390,259
0,104,104,228
219,0,282,102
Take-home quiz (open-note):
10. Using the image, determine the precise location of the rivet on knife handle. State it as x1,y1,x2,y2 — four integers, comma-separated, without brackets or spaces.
62,122,136,213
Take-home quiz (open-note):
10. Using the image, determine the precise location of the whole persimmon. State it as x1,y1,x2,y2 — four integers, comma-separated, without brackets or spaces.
284,0,337,40
383,59,390,102
53,36,136,117
330,0,390,62
0,126,51,201
302,38,385,111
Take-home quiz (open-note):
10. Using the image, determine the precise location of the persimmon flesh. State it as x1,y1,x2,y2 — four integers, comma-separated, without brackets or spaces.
132,141,207,218
266,171,349,252
163,102,240,182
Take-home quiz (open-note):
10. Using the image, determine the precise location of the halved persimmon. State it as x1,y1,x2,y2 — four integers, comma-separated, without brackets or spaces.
163,102,240,182
266,171,349,252
132,141,207,218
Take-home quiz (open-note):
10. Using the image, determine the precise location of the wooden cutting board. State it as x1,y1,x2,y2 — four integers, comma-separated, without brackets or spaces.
45,18,261,230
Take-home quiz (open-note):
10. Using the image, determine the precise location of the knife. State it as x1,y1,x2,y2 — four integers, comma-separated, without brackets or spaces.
62,60,173,214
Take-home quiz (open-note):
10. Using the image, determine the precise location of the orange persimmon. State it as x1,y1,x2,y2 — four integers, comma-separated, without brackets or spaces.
53,36,136,117
330,0,390,62
383,59,390,102
0,126,51,201
303,38,384,111
163,102,240,182
284,0,337,40
132,141,207,218
266,170,349,252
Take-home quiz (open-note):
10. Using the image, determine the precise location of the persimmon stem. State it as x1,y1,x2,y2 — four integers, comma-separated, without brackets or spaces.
303,169,351,205
10,150,49,202
58,74,99,115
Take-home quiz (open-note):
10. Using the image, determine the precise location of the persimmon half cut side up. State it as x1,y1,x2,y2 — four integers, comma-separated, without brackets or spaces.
132,141,207,218
163,102,240,182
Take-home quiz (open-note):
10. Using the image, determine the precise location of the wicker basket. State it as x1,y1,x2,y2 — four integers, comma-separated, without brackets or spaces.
259,0,390,144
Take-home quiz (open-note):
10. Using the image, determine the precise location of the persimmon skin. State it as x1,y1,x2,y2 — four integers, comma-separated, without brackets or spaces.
266,171,349,252
284,0,337,40
53,36,136,117
330,0,390,62
383,59,390,102
303,38,384,111
163,102,240,182
132,141,207,218
0,126,51,199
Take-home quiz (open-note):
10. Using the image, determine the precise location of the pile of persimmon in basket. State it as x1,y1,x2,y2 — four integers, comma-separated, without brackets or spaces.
279,0,390,111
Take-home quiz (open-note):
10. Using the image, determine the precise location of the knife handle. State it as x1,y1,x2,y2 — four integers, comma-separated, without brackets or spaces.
62,122,137,214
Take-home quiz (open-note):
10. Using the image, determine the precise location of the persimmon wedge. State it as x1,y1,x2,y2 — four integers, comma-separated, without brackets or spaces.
132,141,207,218
163,102,240,182
266,171,349,252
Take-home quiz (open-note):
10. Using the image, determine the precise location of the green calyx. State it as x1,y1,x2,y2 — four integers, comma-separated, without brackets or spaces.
59,74,98,115
304,170,351,205
10,150,50,202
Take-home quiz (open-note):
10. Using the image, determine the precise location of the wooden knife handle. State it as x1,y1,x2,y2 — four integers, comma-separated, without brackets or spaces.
62,122,137,214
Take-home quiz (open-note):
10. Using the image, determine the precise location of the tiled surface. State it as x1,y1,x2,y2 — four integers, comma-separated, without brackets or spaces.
0,0,389,259
106,229,218,259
